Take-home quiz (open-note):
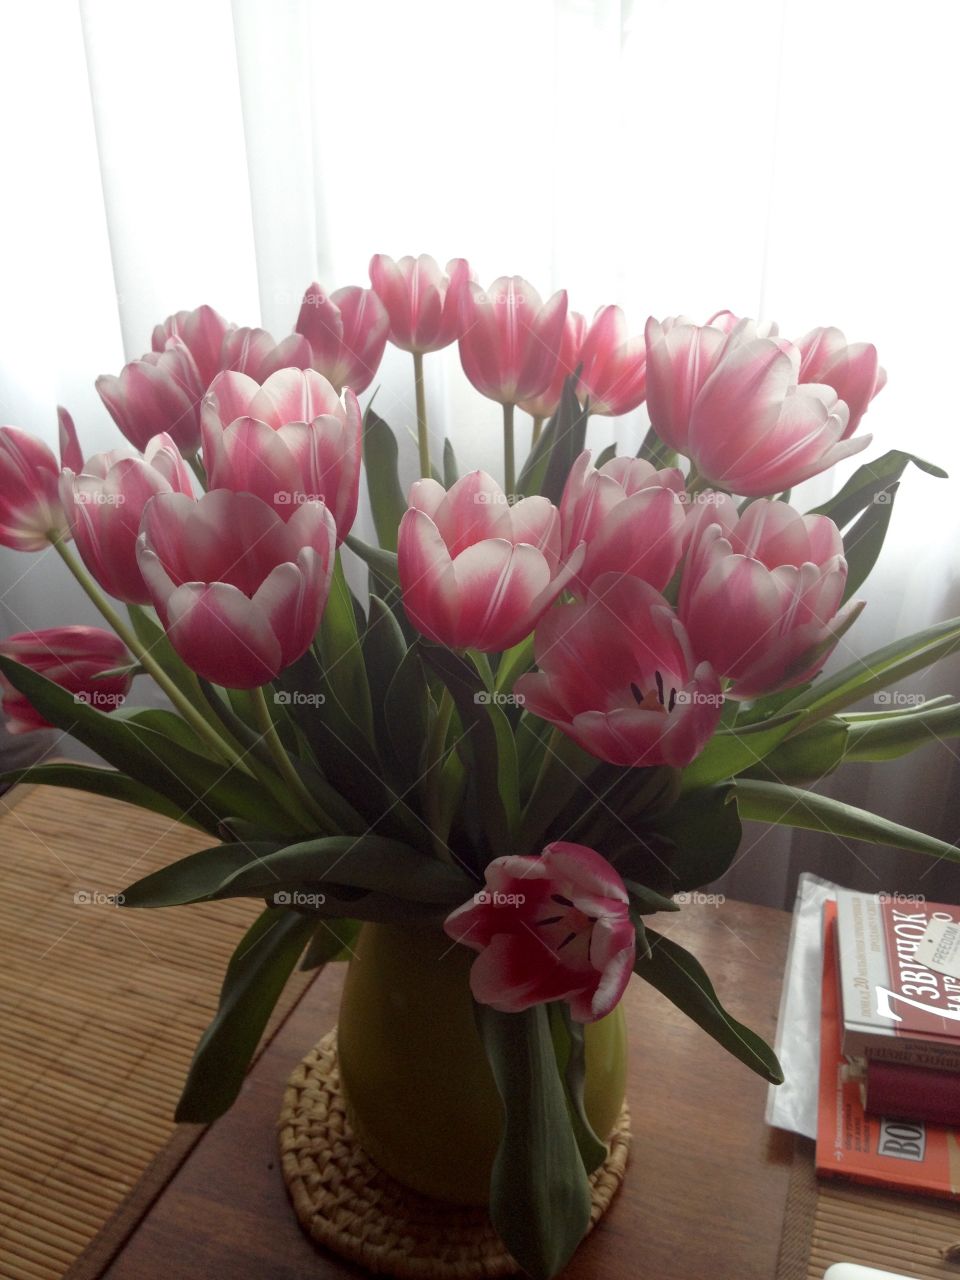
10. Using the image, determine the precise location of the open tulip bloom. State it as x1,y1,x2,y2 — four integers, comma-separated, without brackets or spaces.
2,259,959,1280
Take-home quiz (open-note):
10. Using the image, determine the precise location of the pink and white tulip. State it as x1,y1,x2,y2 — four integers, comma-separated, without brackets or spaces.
679,497,859,698
576,305,647,416
443,842,635,1022
518,311,587,420
515,576,722,767
60,434,194,604
0,425,74,550
137,489,336,689
369,254,471,353
644,315,733,452
687,337,868,495
795,326,886,438
201,368,361,541
295,283,389,394
58,407,83,473
152,304,233,389
0,626,132,732
397,471,583,652
219,327,313,383
458,276,568,405
559,450,686,595
97,339,205,456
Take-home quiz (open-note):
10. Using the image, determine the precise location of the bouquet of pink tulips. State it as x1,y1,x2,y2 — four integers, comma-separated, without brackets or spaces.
2,255,959,1279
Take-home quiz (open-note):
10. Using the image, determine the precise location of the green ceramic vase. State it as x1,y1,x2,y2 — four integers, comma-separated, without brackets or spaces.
336,921,628,1206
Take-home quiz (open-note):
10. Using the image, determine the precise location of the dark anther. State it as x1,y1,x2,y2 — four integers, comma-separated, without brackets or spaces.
551,893,574,907
556,932,577,950
630,681,644,705
655,670,665,705
534,914,563,927
668,688,677,712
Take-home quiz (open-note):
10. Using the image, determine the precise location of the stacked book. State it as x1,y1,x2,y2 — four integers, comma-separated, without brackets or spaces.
815,890,960,1198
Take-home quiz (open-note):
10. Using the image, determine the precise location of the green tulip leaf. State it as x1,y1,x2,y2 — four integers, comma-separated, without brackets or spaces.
362,403,407,552
636,928,783,1084
734,778,960,863
475,1002,592,1280
175,907,315,1122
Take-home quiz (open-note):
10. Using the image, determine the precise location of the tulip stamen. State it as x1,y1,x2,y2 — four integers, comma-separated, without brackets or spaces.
534,914,564,927
556,932,578,951
668,688,677,712
655,670,665,705
551,893,574,907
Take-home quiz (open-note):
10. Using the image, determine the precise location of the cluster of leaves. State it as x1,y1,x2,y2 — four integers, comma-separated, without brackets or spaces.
1,382,959,1279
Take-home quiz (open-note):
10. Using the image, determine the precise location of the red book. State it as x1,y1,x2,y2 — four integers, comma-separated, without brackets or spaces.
835,889,960,1072
816,902,960,1200
863,1059,960,1129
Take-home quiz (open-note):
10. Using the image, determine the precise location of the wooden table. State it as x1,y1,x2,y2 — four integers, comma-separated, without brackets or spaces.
63,896,795,1280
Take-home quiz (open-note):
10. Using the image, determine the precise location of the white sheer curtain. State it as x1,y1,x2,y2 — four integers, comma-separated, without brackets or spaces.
1,0,958,901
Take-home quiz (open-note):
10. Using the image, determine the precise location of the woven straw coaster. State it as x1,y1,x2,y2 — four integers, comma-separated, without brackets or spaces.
278,1028,632,1278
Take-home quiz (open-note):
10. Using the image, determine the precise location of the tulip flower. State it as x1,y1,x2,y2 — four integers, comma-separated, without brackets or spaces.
644,315,738,453
295,282,389,395
97,339,205,456
57,406,83,473
443,842,635,1023
515,576,722,767
559,450,686,595
686,336,868,495
201,368,361,541
795,326,886,438
0,626,133,733
152,304,233,389
576,305,648,417
679,497,860,699
369,254,471,354
458,276,568,494
458,276,568,407
60,434,194,604
0,425,75,551
518,310,587,430
137,489,336,689
369,254,473,478
397,471,583,652
219,327,313,383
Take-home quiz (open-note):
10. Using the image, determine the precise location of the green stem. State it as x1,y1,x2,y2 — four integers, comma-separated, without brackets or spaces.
531,414,544,447
503,401,516,498
249,686,337,833
187,454,207,490
413,350,430,479
424,688,456,860
50,536,253,774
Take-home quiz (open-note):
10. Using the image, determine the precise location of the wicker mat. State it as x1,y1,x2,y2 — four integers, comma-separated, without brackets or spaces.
0,783,271,1280
279,1029,632,1278
777,1137,960,1280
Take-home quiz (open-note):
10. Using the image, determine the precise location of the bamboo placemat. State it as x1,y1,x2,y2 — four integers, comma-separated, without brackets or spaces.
0,782,303,1280
777,1137,960,1280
